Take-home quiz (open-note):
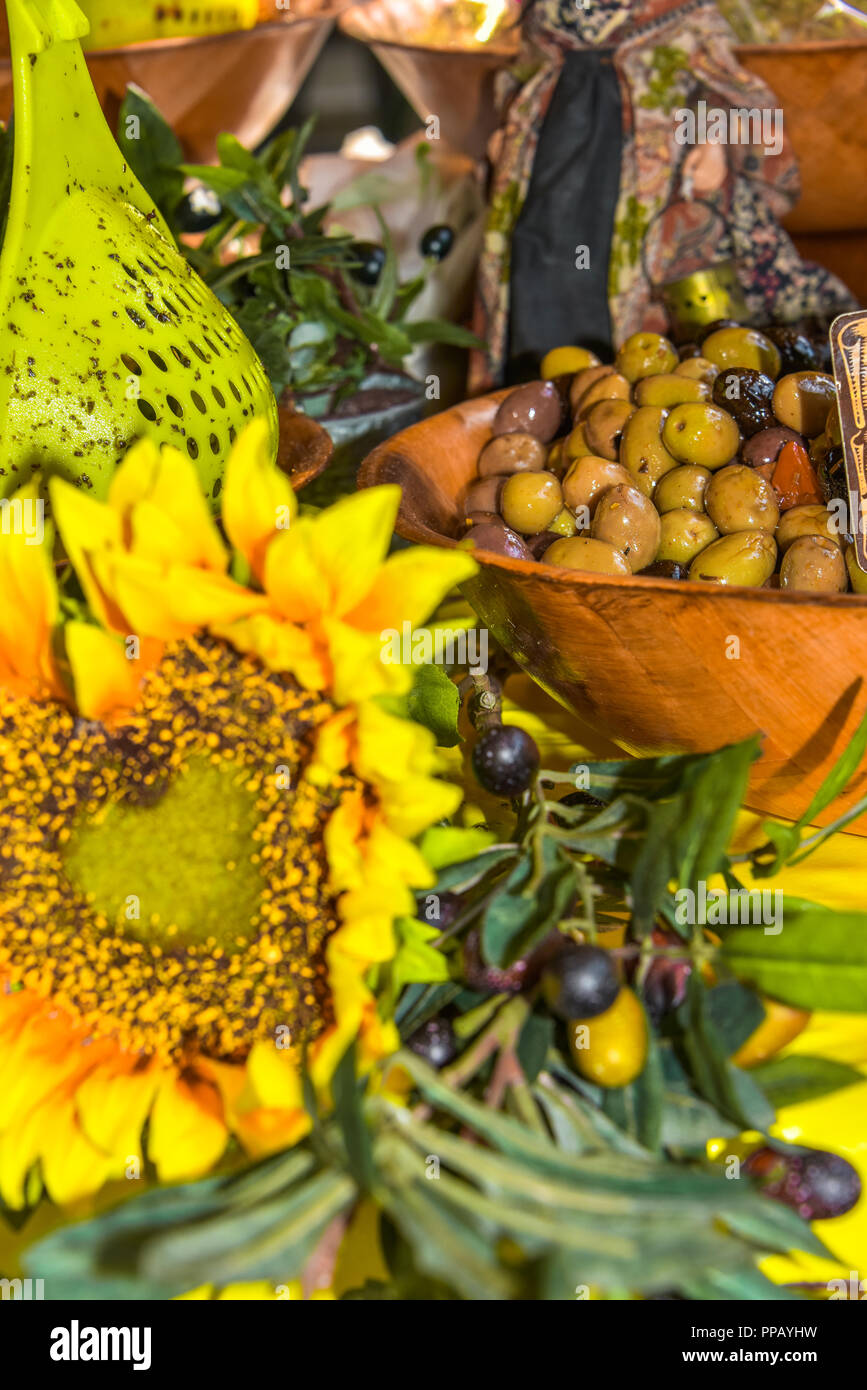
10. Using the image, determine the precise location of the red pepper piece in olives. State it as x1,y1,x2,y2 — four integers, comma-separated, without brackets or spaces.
711,368,776,437
465,522,533,561
741,425,805,471
491,380,563,443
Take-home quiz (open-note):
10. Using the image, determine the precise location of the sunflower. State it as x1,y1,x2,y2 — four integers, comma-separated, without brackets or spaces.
0,423,476,1207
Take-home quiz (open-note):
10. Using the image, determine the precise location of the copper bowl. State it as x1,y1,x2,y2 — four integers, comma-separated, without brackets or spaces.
0,13,339,163
359,390,867,834
339,0,518,160
277,403,333,490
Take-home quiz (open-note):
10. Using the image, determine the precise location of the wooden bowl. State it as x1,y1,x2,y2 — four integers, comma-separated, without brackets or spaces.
277,404,333,491
0,15,337,163
359,391,867,834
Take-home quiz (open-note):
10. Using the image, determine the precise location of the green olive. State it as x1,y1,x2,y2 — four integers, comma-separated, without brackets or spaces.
548,507,578,537
591,483,661,572
775,503,844,552
569,365,617,417
772,372,837,438
561,455,631,519
688,530,778,586
615,331,678,383
655,509,719,565
577,371,632,412
662,403,740,469
701,326,781,378
583,399,635,461
780,535,847,593
500,470,563,534
544,535,631,575
564,422,591,460
846,542,867,594
705,464,780,534
478,432,547,476
654,465,712,513
826,406,842,447
618,406,679,498
674,356,718,385
634,374,711,407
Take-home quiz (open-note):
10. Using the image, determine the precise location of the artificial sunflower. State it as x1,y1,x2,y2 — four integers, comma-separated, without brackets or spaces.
0,422,475,1207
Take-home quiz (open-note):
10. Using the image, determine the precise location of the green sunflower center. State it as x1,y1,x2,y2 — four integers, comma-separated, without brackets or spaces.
0,635,361,1063
64,758,262,953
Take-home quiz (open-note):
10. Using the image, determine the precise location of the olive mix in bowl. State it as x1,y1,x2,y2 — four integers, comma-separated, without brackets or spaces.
463,325,864,595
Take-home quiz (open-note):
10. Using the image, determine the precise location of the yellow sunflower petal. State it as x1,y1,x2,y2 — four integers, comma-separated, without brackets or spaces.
323,615,413,705
216,612,328,689
0,481,60,696
246,1040,305,1111
128,444,227,572
148,1072,228,1182
65,622,149,720
49,476,122,628
222,420,296,582
76,1060,163,1159
40,1099,117,1206
344,545,478,632
309,486,400,616
96,552,267,640
106,436,162,514
263,521,332,623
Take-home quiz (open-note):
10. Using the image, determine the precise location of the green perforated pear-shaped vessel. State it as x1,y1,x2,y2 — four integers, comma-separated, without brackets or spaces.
0,0,278,501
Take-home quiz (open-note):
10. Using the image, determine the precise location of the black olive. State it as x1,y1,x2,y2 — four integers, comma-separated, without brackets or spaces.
420,224,455,261
349,241,386,286
712,367,776,437
762,324,819,375
641,559,690,580
174,187,223,233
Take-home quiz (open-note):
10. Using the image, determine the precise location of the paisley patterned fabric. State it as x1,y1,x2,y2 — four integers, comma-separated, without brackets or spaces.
471,0,856,387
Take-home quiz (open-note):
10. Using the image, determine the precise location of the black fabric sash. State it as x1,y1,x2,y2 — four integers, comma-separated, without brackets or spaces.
506,48,623,383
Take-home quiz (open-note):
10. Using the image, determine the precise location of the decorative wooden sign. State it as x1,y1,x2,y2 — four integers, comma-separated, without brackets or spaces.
831,310,867,572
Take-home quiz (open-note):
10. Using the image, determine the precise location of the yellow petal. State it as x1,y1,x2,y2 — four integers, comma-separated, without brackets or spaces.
65,622,149,720
263,521,331,623
40,1100,116,1206
309,486,400,616
76,1060,163,1158
344,545,478,632
223,420,296,582
216,612,327,689
246,1040,305,1110
323,615,413,706
148,1072,228,1182
50,476,122,628
96,552,267,640
135,444,227,571
106,436,163,514
0,481,60,695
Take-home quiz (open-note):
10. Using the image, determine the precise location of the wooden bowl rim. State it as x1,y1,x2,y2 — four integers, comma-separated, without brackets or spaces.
358,388,867,610
278,404,334,491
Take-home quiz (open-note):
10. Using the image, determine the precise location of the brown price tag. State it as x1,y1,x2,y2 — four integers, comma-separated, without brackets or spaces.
831,310,867,571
